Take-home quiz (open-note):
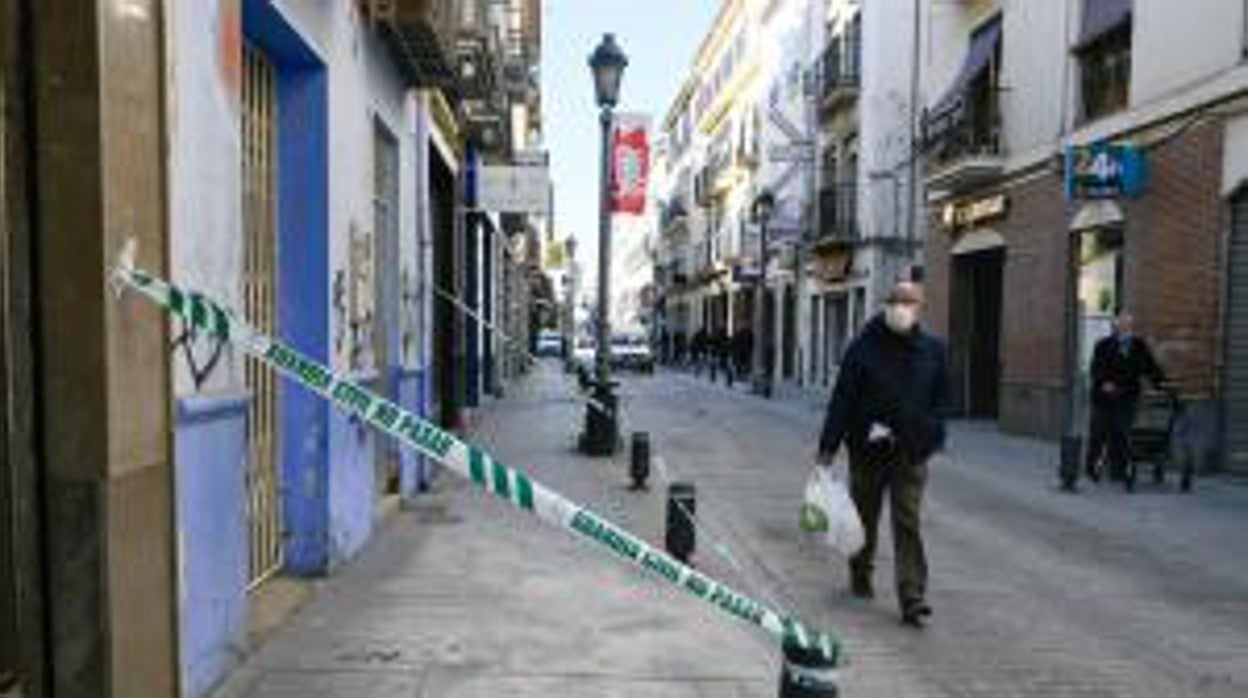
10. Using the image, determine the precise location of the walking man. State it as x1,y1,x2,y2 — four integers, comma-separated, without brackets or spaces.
1084,309,1167,484
816,281,950,628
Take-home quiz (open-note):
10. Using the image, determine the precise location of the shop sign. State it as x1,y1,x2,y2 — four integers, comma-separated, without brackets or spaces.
941,194,1009,231
1065,141,1147,200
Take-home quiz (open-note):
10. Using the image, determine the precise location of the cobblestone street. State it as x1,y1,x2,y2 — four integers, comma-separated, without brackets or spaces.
215,364,1248,697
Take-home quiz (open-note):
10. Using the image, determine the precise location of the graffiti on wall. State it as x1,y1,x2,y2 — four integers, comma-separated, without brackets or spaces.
172,322,228,392
333,222,376,373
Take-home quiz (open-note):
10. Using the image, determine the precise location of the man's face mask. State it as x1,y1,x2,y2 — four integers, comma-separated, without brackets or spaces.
885,302,919,334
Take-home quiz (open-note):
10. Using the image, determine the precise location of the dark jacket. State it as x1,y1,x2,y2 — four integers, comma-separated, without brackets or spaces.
1090,333,1166,406
819,315,951,464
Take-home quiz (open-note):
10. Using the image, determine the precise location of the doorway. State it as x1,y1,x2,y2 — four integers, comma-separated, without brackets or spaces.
241,43,283,589
782,283,796,379
430,151,458,429
373,120,400,495
952,247,1004,418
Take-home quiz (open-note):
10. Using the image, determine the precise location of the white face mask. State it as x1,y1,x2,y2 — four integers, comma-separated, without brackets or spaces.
885,303,919,334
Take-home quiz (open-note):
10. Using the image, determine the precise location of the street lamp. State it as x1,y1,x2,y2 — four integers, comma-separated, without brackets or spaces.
580,33,628,456
751,190,776,399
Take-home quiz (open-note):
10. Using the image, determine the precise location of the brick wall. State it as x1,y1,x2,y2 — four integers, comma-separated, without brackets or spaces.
924,170,1071,439
1123,120,1225,400
997,172,1070,438
925,120,1227,444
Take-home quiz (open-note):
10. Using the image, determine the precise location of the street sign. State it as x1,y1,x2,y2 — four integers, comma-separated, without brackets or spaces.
478,164,552,215
1064,142,1147,200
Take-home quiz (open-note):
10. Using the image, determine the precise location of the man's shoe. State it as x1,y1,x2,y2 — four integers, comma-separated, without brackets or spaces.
901,600,932,628
1085,465,1101,483
850,575,874,600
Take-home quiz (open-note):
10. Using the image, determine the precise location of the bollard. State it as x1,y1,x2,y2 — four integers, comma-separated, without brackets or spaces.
778,637,840,697
1059,434,1082,491
665,482,696,563
630,432,651,491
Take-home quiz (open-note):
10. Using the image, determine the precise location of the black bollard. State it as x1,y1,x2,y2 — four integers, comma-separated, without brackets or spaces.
778,638,840,697
665,482,696,563
630,432,651,491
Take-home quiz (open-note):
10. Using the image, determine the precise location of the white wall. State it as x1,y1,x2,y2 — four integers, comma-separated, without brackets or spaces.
999,0,1069,156
1133,0,1245,108
168,0,245,398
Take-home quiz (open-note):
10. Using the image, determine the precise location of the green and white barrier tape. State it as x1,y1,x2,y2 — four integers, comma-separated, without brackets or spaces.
111,260,840,667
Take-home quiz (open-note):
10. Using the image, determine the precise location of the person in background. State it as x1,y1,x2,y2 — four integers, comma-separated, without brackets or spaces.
816,280,950,628
1084,309,1167,484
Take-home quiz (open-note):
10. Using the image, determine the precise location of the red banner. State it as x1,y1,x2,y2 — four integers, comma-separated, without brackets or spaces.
610,114,651,215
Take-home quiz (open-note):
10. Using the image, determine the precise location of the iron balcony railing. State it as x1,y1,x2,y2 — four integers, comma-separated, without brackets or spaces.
817,183,860,243
821,34,861,102
925,108,1003,165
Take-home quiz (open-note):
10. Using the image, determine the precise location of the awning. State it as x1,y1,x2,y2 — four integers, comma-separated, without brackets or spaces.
1070,200,1125,232
951,229,1005,256
929,15,1003,124
1073,0,1132,53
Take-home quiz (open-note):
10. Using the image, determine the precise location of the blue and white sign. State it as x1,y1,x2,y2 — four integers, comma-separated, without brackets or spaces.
1065,142,1147,200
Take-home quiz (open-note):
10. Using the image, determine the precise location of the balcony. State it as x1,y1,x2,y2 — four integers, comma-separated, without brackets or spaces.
924,112,1004,193
820,35,860,112
814,183,860,250
364,0,459,93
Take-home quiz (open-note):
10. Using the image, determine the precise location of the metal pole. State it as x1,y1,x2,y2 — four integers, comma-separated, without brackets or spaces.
581,106,619,455
753,218,772,398
906,0,921,257
596,107,613,391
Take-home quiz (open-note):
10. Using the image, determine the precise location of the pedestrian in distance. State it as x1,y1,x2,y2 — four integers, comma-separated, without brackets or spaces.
691,328,707,377
816,280,950,628
1083,309,1167,486
716,329,735,387
734,328,753,379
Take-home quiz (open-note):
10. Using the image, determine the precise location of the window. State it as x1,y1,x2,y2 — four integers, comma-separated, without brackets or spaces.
1076,0,1132,122
1078,25,1131,122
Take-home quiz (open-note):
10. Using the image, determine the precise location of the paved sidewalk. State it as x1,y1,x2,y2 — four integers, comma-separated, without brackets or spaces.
212,365,777,698
214,363,1248,697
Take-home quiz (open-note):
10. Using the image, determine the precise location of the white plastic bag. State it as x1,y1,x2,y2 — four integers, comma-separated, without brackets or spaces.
800,466,865,557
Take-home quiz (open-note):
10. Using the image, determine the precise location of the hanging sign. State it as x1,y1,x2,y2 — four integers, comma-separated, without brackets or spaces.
610,113,651,215
941,193,1009,231
1065,141,1147,200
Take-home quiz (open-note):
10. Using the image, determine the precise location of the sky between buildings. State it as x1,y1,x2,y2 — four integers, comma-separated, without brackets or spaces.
543,0,720,287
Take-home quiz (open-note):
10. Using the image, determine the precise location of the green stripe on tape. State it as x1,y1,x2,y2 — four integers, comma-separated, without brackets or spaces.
469,448,487,487
190,294,207,329
169,287,185,316
515,472,534,511
210,302,230,340
491,460,511,500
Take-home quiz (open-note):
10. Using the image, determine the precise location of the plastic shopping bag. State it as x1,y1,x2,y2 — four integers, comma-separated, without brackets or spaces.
800,466,865,557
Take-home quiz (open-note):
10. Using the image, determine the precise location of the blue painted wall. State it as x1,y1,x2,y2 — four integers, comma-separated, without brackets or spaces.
327,410,377,565
175,396,249,697
398,369,427,498
244,0,331,576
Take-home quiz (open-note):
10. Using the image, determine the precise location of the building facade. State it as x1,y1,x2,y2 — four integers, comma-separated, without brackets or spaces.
0,0,545,695
920,0,1246,476
655,0,926,395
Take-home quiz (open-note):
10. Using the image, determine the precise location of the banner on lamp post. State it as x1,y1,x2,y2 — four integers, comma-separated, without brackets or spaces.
610,113,651,216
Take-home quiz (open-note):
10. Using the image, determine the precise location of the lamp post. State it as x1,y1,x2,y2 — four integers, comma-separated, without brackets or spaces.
580,33,628,456
751,190,776,399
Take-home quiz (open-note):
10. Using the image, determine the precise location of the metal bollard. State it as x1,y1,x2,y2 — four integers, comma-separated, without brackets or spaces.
665,482,696,564
778,639,840,697
630,432,651,491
